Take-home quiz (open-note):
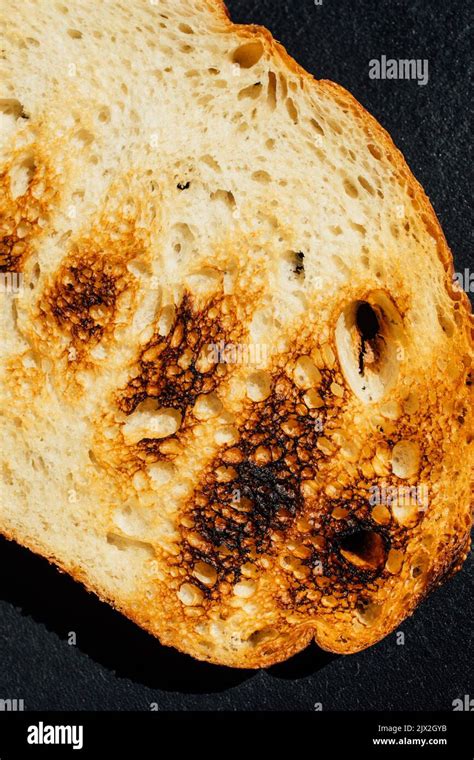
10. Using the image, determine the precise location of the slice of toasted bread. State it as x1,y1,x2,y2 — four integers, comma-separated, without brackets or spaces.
0,0,472,668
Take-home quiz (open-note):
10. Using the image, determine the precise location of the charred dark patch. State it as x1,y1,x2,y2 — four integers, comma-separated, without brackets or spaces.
194,459,300,563
42,253,130,347
0,234,23,273
118,293,242,419
181,373,333,583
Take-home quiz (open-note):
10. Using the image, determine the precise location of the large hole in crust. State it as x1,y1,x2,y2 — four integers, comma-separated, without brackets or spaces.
335,291,405,403
232,41,264,69
339,530,386,571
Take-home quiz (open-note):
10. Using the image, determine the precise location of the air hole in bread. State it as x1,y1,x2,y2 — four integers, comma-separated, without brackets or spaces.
355,598,382,626
310,117,325,136
169,222,195,263
98,107,111,123
280,250,305,281
286,97,298,123
336,293,405,403
88,449,100,468
232,41,264,69
67,28,83,39
9,154,36,199
73,128,95,148
178,23,194,34
251,170,271,184
358,175,375,195
349,220,366,236
201,154,221,172
410,551,429,580
106,532,155,557
210,189,235,208
367,143,382,160
238,83,262,101
278,73,288,99
343,178,359,199
331,254,350,277
267,71,277,109
247,627,279,646
339,529,386,571
0,98,28,120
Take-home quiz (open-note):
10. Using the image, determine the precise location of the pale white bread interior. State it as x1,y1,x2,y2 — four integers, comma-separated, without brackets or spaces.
0,0,472,668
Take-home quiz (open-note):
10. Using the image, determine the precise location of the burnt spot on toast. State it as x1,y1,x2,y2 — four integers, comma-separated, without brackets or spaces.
178,372,337,587
42,251,131,347
118,292,243,422
36,204,150,364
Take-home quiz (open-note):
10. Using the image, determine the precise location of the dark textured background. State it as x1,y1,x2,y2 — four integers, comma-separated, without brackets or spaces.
0,0,472,711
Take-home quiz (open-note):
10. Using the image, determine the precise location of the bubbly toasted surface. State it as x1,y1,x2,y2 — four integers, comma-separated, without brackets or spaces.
0,0,472,667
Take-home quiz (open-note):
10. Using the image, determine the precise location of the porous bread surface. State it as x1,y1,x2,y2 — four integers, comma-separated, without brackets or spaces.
0,0,472,667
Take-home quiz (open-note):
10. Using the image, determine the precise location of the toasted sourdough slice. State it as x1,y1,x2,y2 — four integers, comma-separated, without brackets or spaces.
0,0,472,668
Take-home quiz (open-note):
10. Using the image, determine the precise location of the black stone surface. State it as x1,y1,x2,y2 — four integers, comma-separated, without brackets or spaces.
0,0,471,711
